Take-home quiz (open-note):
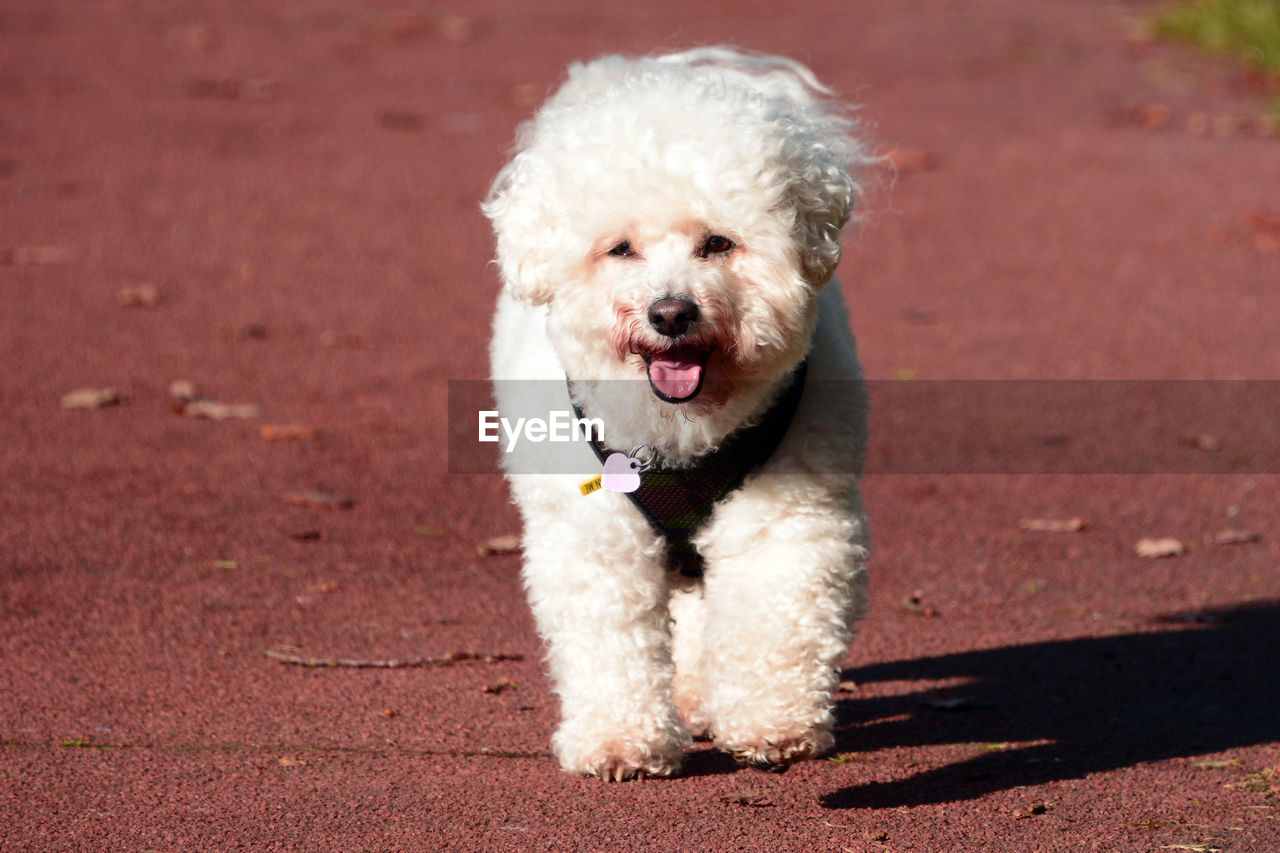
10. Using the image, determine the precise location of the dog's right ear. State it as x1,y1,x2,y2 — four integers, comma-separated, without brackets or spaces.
482,156,558,305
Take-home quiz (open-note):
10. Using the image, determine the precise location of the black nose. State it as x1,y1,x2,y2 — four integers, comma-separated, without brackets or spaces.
647,297,699,338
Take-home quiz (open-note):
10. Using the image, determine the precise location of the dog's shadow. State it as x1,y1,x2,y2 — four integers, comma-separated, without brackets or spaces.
823,600,1280,809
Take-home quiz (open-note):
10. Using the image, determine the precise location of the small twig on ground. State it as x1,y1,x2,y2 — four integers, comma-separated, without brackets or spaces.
264,648,523,668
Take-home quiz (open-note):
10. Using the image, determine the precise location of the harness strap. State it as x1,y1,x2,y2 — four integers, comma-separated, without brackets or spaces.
573,362,807,577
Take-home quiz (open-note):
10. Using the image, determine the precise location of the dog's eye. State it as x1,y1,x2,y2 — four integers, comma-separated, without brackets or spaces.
700,235,734,257
608,241,636,258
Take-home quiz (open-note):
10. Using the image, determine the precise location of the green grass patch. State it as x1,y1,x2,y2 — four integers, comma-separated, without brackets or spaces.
974,741,1011,751
1229,766,1279,793
60,738,114,749
1154,0,1280,128
1153,0,1280,73
1189,758,1244,768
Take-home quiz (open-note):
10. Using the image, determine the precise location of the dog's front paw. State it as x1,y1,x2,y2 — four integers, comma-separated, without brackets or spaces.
673,677,712,740
556,733,684,781
719,725,834,773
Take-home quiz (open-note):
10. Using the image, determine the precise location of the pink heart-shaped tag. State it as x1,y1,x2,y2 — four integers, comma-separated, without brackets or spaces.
601,452,642,493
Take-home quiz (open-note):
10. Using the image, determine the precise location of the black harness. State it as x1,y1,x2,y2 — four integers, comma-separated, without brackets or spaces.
573,362,807,577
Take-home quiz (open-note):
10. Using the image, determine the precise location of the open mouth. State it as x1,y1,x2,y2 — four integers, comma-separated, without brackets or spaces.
644,345,711,403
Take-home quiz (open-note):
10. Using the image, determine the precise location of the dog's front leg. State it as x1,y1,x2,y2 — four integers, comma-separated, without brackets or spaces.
697,486,869,771
517,488,689,780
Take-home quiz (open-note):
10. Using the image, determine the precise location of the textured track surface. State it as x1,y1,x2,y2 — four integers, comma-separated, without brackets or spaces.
3,1,1279,850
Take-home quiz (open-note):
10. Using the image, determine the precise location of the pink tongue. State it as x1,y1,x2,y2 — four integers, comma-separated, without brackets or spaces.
648,353,704,400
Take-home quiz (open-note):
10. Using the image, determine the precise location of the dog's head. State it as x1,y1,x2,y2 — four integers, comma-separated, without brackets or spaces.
484,48,865,410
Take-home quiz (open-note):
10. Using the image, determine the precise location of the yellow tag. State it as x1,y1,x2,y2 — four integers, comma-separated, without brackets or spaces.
579,475,603,496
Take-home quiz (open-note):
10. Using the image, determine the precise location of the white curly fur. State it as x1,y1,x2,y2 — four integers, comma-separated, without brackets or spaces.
485,48,871,780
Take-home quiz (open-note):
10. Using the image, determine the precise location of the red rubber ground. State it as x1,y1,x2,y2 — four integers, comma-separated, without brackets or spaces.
3,1,1279,850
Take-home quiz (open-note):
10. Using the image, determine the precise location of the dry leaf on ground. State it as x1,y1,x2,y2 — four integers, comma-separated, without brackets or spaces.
1209,529,1260,546
167,379,256,420
186,76,276,101
1135,537,1186,558
1209,209,1280,255
261,423,317,441
1180,433,1222,452
1013,802,1049,819
284,490,354,510
168,379,199,403
477,534,521,556
482,681,518,694
264,647,522,668
115,284,159,307
1019,517,1088,533
219,322,267,340
60,388,121,409
181,399,260,420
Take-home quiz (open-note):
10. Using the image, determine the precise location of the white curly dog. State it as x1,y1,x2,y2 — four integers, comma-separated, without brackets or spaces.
484,48,871,780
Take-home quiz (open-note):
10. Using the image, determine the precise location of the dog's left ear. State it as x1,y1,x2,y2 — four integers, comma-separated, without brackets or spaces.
789,143,857,287
482,156,560,305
